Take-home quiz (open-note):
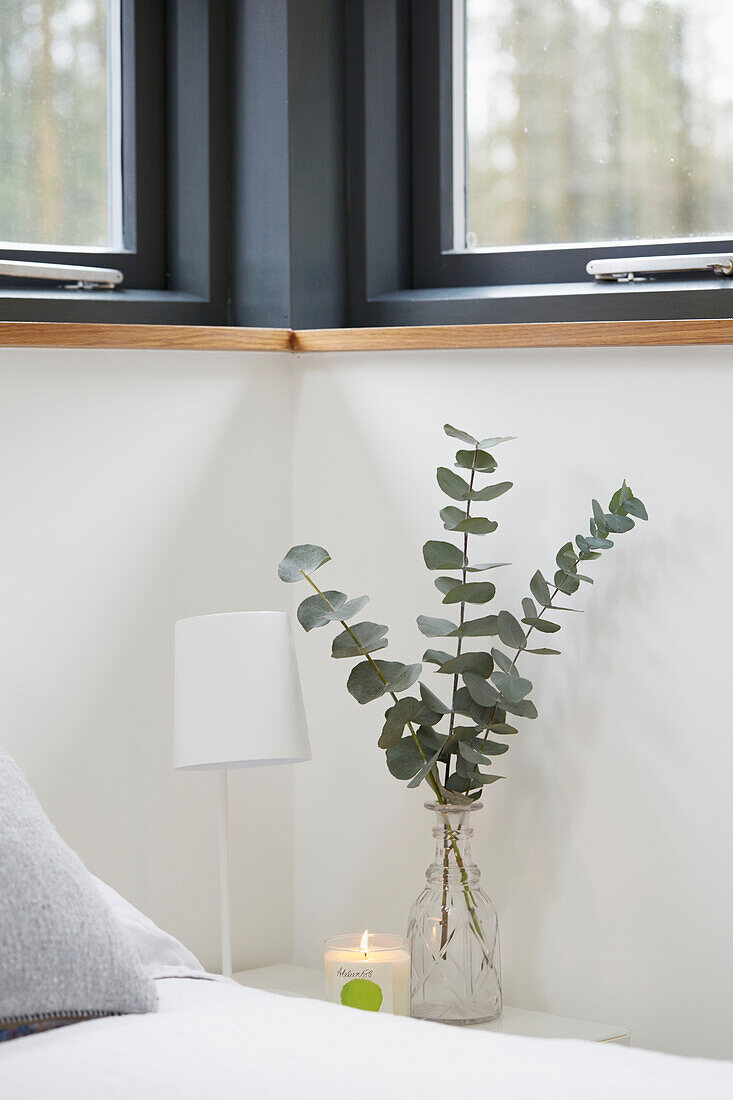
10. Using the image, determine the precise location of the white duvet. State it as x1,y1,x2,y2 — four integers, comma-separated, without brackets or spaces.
1,976,732,1099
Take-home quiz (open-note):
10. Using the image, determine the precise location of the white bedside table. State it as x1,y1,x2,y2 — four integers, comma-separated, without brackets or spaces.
233,964,630,1045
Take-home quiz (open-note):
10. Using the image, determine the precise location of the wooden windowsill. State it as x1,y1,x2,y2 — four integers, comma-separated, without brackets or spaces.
0,317,732,353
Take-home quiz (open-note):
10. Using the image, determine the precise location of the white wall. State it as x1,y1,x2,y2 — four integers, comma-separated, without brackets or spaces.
0,347,297,974
289,345,733,1059
3,340,730,1059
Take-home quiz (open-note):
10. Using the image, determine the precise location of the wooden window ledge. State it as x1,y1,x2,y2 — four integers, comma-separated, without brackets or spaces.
0,318,731,353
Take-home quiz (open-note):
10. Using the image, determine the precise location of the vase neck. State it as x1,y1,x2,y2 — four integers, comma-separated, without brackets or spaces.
425,801,482,886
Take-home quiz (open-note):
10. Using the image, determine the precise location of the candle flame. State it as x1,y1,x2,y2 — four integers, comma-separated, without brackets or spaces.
360,929,369,955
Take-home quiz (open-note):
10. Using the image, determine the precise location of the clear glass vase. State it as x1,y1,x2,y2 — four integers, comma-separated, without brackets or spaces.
407,800,502,1025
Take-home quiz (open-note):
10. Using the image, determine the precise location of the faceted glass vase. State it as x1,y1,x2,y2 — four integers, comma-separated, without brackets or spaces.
407,801,502,1025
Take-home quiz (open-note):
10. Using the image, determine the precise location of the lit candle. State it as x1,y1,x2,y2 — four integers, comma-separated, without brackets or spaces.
324,931,410,1015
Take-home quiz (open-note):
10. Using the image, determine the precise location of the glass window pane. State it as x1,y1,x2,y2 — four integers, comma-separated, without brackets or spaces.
462,0,733,249
0,0,122,250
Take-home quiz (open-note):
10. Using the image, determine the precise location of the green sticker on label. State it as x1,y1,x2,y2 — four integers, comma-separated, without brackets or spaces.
340,978,383,1012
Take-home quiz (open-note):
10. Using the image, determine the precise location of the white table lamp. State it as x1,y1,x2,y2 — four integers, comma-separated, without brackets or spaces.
174,611,311,976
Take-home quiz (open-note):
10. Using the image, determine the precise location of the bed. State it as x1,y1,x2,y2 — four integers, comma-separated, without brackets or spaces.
2,973,732,1099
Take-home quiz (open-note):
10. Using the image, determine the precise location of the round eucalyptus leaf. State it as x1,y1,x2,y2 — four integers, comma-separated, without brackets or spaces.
385,737,424,780
437,651,493,677
488,722,518,736
277,544,331,583
454,449,497,472
439,506,467,529
437,467,471,501
434,575,461,596
442,581,496,605
470,481,512,502
586,535,614,550
423,540,464,570
530,569,552,608
417,615,458,637
497,610,526,650
492,670,532,703
525,647,561,655
624,496,648,521
604,512,635,533
478,435,515,449
554,571,580,595
591,500,606,530
347,660,421,704
453,517,499,535
522,597,537,621
407,746,443,789
490,648,513,674
455,615,499,637
465,561,511,573
419,682,451,715
378,696,422,748
297,591,346,632
502,697,538,719
443,423,478,445
422,648,453,666
463,671,500,707
331,621,389,658
522,616,561,633
451,725,480,741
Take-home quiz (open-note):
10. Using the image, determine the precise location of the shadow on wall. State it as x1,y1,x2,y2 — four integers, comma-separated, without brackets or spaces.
0,347,297,973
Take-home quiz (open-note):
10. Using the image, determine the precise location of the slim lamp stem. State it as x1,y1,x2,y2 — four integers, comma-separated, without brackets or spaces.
217,769,232,977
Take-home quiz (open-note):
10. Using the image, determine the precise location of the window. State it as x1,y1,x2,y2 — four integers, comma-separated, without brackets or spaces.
0,0,229,325
0,0,122,251
347,0,733,326
459,0,733,251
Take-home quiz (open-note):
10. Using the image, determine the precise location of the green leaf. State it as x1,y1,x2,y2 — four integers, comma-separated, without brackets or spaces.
385,738,424,780
297,592,370,631
434,576,461,596
525,647,561,655
454,615,499,637
347,660,421,704
437,467,472,501
521,616,561,633
609,481,632,514
407,747,443,788
493,670,532,703
332,621,389,658
498,610,526,650
454,449,497,472
530,570,552,608
554,571,580,595
278,544,331,583
459,740,509,763
474,773,505,785
415,726,447,753
446,772,471,792
502,697,538,719
624,496,648,521
604,512,635,533
586,535,614,550
417,615,458,637
423,540,464,570
478,435,515,449
419,683,451,715
470,481,513,502
443,424,478,445
463,671,501,707
488,722,518,736
490,648,514,674
379,697,422,749
440,506,498,534
442,581,496,605
437,652,493,677
422,648,453,666
522,597,537,620
464,561,511,573
591,500,606,528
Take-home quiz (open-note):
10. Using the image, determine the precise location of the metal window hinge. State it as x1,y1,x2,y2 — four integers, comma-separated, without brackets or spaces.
587,253,733,282
0,259,123,290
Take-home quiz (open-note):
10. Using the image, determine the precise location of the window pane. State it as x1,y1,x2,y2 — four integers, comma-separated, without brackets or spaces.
0,0,121,249
462,0,733,249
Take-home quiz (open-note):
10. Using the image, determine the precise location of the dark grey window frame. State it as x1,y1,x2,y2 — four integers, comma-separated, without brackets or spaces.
0,0,230,325
346,0,733,327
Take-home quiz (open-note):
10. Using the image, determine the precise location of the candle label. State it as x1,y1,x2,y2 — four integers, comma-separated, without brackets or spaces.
335,962,393,1013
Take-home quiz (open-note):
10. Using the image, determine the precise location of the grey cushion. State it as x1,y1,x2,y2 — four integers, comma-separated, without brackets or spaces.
0,750,157,1039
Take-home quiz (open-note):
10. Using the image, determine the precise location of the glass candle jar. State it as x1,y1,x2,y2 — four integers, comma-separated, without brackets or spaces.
324,932,410,1015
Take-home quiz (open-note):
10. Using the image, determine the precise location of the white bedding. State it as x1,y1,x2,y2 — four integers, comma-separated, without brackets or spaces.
1,976,731,1099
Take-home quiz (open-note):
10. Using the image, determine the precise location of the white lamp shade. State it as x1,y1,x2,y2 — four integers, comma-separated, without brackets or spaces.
174,612,311,770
